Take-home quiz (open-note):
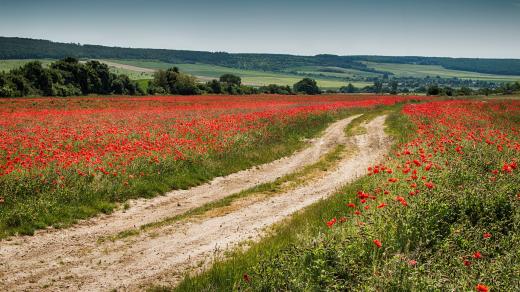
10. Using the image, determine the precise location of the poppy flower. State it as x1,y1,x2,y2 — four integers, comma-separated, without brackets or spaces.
395,196,408,206
373,239,382,248
473,251,482,259
483,233,492,239
475,284,488,292
326,218,337,228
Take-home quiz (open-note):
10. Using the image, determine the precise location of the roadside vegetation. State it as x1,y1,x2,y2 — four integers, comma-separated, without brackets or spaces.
0,95,416,238
172,99,520,291
0,57,323,97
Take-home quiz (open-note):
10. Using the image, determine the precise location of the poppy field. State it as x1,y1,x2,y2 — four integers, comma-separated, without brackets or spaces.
0,94,417,237
176,98,520,291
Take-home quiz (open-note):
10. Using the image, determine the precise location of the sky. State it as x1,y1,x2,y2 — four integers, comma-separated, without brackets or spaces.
1,0,519,58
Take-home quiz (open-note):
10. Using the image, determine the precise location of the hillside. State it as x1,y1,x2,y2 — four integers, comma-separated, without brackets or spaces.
2,36,520,76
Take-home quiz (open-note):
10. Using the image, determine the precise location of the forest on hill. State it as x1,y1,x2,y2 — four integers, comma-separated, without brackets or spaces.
2,37,520,76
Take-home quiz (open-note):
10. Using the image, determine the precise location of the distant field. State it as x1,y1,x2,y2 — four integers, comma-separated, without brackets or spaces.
105,59,363,89
289,66,382,79
4,58,518,88
363,61,520,82
0,59,54,72
105,67,154,80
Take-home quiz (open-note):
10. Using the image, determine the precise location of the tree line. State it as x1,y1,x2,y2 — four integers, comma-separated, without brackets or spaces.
0,58,141,97
0,58,323,97
4,37,520,76
338,79,520,96
147,69,320,95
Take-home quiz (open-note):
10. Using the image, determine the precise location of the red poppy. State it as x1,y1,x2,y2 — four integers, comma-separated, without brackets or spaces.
483,233,492,239
373,239,382,248
395,196,408,206
326,218,337,228
377,203,387,209
473,251,482,259
475,284,488,292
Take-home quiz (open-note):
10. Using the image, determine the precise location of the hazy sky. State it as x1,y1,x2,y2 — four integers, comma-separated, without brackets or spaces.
1,0,519,58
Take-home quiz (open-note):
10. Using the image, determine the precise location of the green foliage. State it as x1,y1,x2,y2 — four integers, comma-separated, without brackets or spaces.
293,78,321,95
0,58,142,97
4,37,520,77
219,73,241,86
259,84,293,95
174,107,520,291
148,67,200,95
340,83,357,93
206,79,222,94
0,111,345,238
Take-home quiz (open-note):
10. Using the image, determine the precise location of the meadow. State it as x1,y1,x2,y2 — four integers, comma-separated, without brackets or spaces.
100,59,357,88
0,94,416,237
0,92,518,291
363,61,520,82
0,59,54,72
173,98,520,291
3,58,519,91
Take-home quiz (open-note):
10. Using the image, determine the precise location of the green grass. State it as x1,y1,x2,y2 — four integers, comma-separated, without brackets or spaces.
103,140,351,243
0,59,54,72
167,110,401,292
289,66,382,79
171,102,520,291
101,59,359,89
364,61,520,82
108,67,154,80
0,110,357,239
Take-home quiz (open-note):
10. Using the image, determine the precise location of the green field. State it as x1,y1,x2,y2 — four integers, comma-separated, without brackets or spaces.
363,61,520,82
104,59,364,89
0,59,54,72
288,65,382,79
2,58,519,89
106,67,154,80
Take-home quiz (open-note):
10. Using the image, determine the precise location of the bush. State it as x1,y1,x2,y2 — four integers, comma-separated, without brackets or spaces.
293,78,320,95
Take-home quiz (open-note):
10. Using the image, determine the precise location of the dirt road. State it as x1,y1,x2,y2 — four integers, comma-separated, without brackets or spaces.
0,115,390,291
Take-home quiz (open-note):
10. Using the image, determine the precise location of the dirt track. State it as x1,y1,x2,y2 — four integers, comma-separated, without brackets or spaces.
0,115,390,291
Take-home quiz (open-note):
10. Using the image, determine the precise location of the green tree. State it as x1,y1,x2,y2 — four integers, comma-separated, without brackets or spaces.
293,78,320,95
340,83,357,93
219,74,241,86
389,80,398,95
374,80,383,94
148,67,198,95
207,79,222,94
427,84,440,96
